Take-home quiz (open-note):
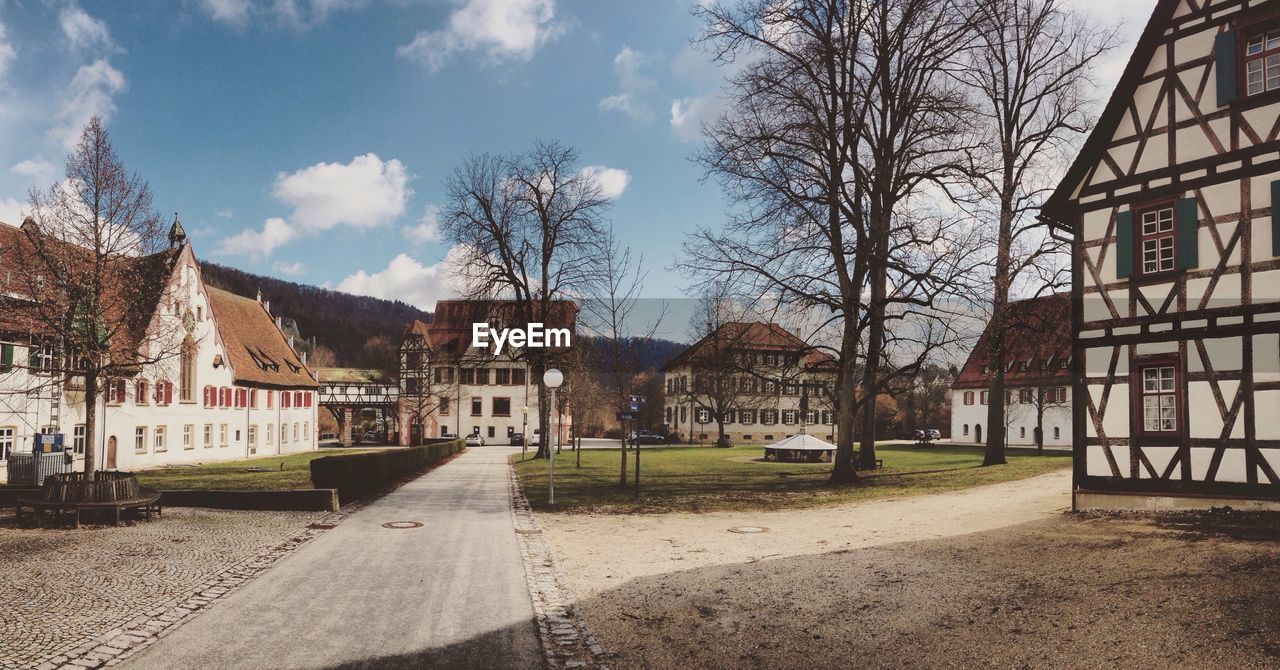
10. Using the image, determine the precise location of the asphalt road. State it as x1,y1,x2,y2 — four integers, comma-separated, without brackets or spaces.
123,447,541,670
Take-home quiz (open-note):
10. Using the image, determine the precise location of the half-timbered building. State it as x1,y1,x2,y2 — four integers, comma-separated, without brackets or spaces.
1042,0,1280,509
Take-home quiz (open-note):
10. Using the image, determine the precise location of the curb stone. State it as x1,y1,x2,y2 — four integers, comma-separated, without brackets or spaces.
507,463,609,670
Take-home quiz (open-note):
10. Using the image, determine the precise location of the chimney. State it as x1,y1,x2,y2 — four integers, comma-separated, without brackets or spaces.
275,316,283,330
264,300,271,315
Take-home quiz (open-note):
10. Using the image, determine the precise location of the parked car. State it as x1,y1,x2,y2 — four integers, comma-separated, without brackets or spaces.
627,430,666,445
509,432,525,446
926,429,942,440
465,434,486,447
914,429,942,444
362,430,380,441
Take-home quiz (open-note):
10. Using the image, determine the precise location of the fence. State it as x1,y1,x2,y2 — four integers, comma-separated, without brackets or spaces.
5,453,75,486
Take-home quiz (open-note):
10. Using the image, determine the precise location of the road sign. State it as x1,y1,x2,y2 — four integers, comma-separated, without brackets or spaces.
616,412,634,422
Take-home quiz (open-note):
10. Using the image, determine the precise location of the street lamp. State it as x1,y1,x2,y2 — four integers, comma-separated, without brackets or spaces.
520,405,530,458
543,368,564,504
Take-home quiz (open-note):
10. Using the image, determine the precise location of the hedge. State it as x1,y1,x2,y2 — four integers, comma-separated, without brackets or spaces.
310,439,465,503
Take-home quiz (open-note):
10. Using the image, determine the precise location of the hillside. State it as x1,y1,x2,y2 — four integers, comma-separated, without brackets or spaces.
198,262,430,370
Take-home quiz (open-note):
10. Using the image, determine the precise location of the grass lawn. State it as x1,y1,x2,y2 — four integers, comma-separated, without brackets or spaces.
132,448,384,491
513,443,1071,514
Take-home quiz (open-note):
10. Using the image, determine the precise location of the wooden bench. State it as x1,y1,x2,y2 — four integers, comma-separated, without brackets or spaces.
16,491,162,529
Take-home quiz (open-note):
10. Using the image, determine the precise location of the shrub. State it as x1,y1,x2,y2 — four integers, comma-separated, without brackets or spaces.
310,439,464,502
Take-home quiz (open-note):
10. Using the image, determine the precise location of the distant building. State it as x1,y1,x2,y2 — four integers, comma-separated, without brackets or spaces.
951,294,1072,449
0,218,318,483
397,300,575,445
662,322,838,445
315,368,398,445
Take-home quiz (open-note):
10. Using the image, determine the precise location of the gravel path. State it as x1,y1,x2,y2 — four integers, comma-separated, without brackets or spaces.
540,467,1072,598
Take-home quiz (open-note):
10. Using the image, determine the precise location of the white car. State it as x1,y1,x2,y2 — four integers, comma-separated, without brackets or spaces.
465,434,486,447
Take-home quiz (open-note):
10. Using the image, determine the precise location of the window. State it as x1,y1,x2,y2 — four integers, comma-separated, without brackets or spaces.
154,426,167,452
203,424,213,448
963,391,974,405
280,423,288,444
183,424,194,450
741,409,756,425
304,422,309,440
440,397,450,415
805,410,819,425
963,424,969,436
1246,29,1280,96
1054,426,1061,440
29,342,54,373
1139,205,1175,274
1019,388,1032,403
1020,426,1026,439
782,409,797,425
136,380,149,405
665,407,673,424
179,337,195,402
220,423,228,448
73,424,86,455
248,425,257,451
293,423,300,441
493,397,511,417
822,410,833,425
497,368,511,385
513,369,526,385
1055,387,1067,403
1140,364,1178,434
250,389,258,409
155,380,173,405
980,391,989,405
696,408,710,424
460,368,475,385
471,398,483,416
0,343,12,373
1018,361,1028,372
135,426,147,454
107,380,126,405
0,426,12,460
267,423,274,445
476,368,490,385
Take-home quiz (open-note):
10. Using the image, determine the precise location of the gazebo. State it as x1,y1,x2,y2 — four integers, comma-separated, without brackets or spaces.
762,432,836,463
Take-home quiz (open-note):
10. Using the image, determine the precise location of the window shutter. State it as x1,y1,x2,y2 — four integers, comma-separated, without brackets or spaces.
1115,210,1135,278
1216,29,1237,106
0,343,11,372
164,382,173,405
1272,180,1280,256
1175,197,1199,269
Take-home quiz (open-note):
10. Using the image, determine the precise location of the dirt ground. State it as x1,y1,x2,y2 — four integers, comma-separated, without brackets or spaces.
540,473,1280,669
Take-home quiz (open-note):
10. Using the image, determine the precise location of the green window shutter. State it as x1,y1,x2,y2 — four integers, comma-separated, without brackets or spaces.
1272,180,1280,256
0,343,11,373
1175,197,1199,269
1216,29,1237,106
1115,210,1134,279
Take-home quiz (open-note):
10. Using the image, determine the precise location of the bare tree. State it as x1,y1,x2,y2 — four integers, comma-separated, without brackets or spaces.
959,0,1114,465
580,227,666,485
440,140,606,458
3,116,173,476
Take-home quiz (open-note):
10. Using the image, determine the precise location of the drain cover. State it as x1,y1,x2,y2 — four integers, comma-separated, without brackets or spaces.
381,521,424,529
728,526,769,534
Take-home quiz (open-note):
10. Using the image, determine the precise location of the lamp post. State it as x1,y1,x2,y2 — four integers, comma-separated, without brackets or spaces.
543,368,564,504
520,405,530,458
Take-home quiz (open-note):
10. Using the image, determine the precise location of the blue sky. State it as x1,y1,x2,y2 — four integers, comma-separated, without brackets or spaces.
0,0,1154,328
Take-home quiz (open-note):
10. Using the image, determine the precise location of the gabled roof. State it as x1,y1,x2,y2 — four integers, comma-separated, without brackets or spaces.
1040,0,1176,228
207,286,317,388
417,299,577,357
662,321,831,372
316,367,389,384
952,293,1072,390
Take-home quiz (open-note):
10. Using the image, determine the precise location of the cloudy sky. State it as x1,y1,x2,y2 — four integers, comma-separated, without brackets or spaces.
0,0,1157,315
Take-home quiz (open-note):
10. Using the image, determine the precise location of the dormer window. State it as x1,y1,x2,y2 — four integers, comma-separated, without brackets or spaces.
1246,29,1280,96
1018,361,1028,372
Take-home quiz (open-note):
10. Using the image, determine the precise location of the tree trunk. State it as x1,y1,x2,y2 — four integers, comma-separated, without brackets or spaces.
859,210,888,471
83,370,98,476
534,358,550,459
829,317,861,484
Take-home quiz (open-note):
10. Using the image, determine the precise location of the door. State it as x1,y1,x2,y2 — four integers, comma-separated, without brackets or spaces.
106,436,117,469
974,424,982,444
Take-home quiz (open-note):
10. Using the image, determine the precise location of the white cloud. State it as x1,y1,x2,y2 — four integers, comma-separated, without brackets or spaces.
59,5,115,54
670,95,723,142
199,0,254,29
215,217,297,258
0,21,15,84
336,252,460,310
599,46,658,122
403,205,442,245
0,196,26,225
11,158,58,185
581,165,630,200
215,208,234,219
397,0,565,72
272,153,410,232
272,259,306,275
49,59,126,150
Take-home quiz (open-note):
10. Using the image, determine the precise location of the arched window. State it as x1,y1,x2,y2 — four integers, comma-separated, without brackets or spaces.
963,424,969,436
1053,426,1060,440
179,337,196,402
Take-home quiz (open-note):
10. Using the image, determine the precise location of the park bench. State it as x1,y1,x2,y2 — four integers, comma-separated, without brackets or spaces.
14,472,162,529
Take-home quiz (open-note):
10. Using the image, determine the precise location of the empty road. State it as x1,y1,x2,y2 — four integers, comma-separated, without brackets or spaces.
123,447,541,670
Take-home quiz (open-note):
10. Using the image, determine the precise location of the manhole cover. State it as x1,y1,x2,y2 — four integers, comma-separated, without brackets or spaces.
728,526,769,534
381,521,424,529
308,523,337,530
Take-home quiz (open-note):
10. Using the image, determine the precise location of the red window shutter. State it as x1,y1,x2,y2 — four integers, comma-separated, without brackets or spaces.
285,392,291,408
267,391,273,409
164,382,173,405
294,391,302,406
251,389,258,409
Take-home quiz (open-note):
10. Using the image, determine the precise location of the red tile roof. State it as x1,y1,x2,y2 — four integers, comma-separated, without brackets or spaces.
662,322,833,371
207,287,317,388
952,293,1072,390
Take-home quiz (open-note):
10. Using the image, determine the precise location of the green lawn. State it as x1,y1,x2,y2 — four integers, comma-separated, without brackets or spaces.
133,449,384,491
513,443,1071,514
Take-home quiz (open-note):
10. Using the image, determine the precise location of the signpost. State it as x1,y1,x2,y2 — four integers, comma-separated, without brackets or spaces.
629,395,644,500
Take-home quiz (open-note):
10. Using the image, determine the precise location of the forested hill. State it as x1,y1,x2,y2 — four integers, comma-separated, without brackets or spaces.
198,262,430,370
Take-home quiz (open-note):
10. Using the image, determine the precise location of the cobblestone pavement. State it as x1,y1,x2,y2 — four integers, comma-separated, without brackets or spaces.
508,465,609,670
0,506,339,670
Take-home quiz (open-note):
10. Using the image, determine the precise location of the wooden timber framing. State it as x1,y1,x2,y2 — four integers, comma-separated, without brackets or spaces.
1045,0,1280,503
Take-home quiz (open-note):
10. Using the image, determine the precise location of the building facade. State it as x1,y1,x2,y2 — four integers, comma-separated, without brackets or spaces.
662,322,838,445
950,294,1073,449
1042,0,1280,506
0,218,318,482
397,300,575,446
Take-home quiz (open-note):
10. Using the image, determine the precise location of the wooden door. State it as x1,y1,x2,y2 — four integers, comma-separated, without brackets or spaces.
106,436,117,469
